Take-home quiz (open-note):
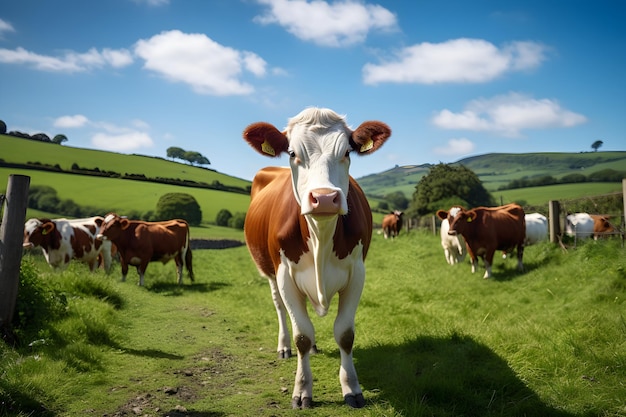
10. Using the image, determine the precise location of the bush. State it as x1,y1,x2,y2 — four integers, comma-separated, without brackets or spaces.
215,209,233,227
155,193,202,226
228,212,246,230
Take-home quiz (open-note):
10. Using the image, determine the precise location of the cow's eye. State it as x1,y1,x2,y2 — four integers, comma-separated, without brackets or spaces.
288,149,296,158
344,150,351,158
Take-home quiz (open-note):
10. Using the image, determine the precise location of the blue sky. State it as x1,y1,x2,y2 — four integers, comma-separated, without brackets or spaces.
1,0,624,181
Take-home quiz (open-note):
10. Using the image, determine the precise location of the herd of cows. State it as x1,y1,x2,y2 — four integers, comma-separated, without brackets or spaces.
19,107,620,410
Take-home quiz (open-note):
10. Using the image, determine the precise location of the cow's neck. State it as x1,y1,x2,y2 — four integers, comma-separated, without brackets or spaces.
304,214,339,317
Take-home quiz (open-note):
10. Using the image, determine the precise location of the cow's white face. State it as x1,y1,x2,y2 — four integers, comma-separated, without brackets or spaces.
243,107,391,217
285,115,351,215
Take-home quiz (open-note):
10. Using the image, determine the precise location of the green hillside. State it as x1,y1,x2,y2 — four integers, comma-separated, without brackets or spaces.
0,134,249,189
357,151,626,198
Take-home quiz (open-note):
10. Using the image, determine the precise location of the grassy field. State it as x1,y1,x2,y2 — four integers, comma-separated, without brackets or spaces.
2,230,625,416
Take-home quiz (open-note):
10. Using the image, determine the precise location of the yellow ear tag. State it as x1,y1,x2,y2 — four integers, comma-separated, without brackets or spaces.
467,217,472,222
261,139,276,156
360,138,374,152
42,229,49,235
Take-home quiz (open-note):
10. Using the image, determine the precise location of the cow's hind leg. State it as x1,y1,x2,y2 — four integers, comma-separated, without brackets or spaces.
185,247,194,281
268,278,292,359
517,243,524,272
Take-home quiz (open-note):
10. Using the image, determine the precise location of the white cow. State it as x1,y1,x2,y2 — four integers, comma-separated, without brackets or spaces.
440,218,466,264
524,213,548,245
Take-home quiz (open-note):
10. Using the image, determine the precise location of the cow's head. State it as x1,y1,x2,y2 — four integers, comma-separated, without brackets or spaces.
243,107,390,216
437,206,471,236
97,213,130,241
23,218,57,249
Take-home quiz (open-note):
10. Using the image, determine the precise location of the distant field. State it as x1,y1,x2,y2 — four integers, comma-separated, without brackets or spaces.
0,134,250,188
0,167,251,225
492,182,623,207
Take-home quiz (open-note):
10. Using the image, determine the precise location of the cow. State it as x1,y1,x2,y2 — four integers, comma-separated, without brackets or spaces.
23,216,113,272
437,204,526,279
242,107,391,409
524,212,548,245
96,213,194,286
382,210,404,239
436,209,466,264
565,213,616,240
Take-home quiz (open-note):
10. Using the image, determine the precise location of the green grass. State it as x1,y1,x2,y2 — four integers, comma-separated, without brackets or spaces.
3,231,625,416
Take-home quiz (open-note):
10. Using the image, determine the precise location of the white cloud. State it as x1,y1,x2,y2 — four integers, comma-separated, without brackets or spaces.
363,38,548,85
92,131,153,151
0,19,15,39
134,30,267,96
431,92,587,137
54,114,89,128
253,0,397,47
0,46,133,72
433,138,476,156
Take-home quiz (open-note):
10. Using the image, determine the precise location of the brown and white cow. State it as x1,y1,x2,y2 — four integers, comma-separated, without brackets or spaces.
23,216,113,272
382,210,403,239
243,107,390,409
565,213,617,240
437,204,526,279
96,213,194,286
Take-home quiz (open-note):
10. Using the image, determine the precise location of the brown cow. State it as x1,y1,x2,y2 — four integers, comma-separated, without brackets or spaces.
382,210,403,239
437,204,526,278
96,213,193,286
243,107,390,409
23,216,113,272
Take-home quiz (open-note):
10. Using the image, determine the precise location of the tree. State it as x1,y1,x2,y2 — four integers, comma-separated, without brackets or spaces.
183,151,210,166
52,134,68,144
383,191,409,210
408,163,495,216
166,146,186,161
155,193,202,226
0,120,6,134
591,140,603,152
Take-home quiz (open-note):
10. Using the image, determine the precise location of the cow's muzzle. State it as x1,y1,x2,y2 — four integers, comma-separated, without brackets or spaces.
308,189,341,215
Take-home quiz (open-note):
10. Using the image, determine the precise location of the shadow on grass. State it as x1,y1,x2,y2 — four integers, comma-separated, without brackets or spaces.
147,281,231,296
357,333,576,417
119,347,184,360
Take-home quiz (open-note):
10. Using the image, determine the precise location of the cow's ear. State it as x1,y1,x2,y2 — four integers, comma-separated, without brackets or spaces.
436,210,448,220
41,222,55,235
94,218,103,227
467,212,477,222
350,121,391,155
120,219,131,230
243,122,289,158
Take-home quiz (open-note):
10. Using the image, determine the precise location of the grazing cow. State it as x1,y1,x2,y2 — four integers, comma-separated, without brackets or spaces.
524,213,548,245
382,210,404,239
436,210,466,264
243,107,391,409
437,204,526,279
96,213,194,286
23,216,113,272
565,213,616,240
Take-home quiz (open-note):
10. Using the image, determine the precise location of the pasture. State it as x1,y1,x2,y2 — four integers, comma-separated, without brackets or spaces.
2,230,625,416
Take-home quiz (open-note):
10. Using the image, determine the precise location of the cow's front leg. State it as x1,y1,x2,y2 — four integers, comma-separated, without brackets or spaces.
483,252,494,279
335,265,365,408
267,278,292,359
517,244,524,272
276,265,315,409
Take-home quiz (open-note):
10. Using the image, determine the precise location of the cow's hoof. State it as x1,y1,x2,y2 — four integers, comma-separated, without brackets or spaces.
292,396,313,409
277,349,292,359
344,393,365,408
310,344,319,354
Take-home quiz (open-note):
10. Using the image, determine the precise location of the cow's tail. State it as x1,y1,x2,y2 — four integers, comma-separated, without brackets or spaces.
185,231,194,281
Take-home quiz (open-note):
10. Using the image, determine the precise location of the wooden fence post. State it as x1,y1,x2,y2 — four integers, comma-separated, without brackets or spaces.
548,200,560,243
0,174,30,340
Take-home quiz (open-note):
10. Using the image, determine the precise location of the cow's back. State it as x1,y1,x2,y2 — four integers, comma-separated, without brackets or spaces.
475,204,525,249
131,220,190,255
